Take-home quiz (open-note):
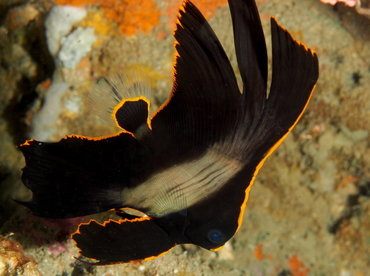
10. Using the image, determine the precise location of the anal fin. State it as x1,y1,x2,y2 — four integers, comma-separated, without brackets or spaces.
73,218,176,264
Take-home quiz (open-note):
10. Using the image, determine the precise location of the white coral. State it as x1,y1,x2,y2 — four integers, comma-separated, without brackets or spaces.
58,27,97,69
45,5,87,56
31,82,69,141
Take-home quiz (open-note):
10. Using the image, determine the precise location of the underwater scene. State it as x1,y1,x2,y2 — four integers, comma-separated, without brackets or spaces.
0,0,369,275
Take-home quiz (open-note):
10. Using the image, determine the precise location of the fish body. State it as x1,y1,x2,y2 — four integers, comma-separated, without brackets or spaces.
18,0,318,264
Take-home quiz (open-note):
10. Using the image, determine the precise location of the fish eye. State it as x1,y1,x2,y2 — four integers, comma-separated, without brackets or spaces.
206,229,224,244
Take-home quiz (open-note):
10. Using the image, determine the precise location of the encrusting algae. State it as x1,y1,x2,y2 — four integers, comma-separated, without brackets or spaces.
0,237,41,276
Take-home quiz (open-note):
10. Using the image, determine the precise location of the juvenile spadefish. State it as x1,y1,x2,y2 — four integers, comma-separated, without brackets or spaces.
18,0,319,265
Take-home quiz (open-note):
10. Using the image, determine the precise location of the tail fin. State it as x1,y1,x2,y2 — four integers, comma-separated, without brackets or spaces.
18,132,137,219
229,0,318,159
246,18,318,156
113,97,151,135
267,17,318,131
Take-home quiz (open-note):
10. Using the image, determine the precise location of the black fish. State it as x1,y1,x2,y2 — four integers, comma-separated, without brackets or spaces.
18,0,318,265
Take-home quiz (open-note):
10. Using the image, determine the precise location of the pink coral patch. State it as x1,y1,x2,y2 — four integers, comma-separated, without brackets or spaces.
320,0,357,7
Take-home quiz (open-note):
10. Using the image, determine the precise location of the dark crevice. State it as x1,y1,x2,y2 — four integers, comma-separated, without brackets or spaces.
328,180,370,235
3,11,55,146
3,77,38,146
0,0,28,26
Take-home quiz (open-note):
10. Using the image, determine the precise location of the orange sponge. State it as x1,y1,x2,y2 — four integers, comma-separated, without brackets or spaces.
53,0,160,36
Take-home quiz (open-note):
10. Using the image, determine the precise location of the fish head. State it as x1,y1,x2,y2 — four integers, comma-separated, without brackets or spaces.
182,189,242,251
